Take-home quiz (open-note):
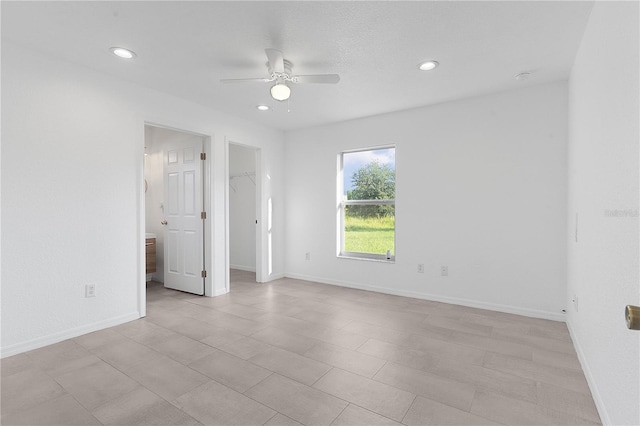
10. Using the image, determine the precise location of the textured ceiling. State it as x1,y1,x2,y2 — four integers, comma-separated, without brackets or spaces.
2,1,594,131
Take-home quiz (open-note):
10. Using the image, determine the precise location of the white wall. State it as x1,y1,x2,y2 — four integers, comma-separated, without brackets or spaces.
566,2,639,425
1,42,285,357
285,82,568,320
229,144,257,272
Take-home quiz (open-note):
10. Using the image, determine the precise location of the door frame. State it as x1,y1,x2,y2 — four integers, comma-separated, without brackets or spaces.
225,139,265,287
138,121,212,317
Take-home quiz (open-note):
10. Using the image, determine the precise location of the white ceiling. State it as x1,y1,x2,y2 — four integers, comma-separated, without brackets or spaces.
2,1,594,131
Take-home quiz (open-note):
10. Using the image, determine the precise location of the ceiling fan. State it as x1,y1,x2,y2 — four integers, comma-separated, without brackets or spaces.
220,49,340,101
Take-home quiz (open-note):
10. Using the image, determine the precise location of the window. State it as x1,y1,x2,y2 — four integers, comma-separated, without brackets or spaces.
339,146,395,261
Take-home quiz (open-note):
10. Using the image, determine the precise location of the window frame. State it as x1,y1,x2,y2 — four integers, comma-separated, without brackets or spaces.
338,145,396,262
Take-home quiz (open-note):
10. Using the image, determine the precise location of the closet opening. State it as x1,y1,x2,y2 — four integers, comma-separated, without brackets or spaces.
228,143,262,287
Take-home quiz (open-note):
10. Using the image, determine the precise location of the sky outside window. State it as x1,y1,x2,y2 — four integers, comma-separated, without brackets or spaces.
343,148,396,195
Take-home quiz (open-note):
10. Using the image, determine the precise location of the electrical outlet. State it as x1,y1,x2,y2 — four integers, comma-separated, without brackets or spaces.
305,252,311,261
441,266,448,276
417,264,424,273
85,284,96,298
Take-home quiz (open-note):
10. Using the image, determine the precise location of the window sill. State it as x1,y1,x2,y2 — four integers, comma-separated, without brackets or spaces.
337,254,395,264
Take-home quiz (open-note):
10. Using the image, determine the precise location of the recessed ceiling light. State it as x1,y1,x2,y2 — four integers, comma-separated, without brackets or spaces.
515,72,532,81
110,47,136,59
418,60,439,71
256,105,270,111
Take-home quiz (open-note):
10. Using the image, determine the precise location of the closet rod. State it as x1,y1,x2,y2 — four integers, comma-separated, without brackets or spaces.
229,171,256,186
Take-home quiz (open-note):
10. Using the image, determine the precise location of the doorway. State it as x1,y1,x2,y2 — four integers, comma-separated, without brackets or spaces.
144,124,210,297
228,143,261,285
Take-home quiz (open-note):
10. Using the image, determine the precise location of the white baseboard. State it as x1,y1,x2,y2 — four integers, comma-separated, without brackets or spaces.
264,272,286,282
230,264,256,272
284,272,565,322
210,286,229,297
566,320,610,425
1,312,141,359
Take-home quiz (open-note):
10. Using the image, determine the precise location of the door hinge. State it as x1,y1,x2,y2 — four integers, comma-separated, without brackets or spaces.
201,270,207,278
201,211,207,219
200,152,206,160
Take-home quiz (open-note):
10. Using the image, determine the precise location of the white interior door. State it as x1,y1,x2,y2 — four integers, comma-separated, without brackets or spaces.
163,137,204,295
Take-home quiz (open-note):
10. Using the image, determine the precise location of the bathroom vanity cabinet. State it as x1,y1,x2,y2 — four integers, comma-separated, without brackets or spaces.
145,237,156,274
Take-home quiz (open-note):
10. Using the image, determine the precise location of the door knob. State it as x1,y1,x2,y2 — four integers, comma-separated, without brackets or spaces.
161,220,168,225
625,305,640,330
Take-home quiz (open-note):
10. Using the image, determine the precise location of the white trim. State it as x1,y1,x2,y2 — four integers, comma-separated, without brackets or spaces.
255,149,265,283
342,144,397,155
211,287,229,297
565,320,611,426
344,199,395,206
224,137,231,293
284,272,566,322
339,145,397,262
265,272,286,282
137,118,147,318
230,264,256,272
338,253,395,263
202,135,213,297
1,312,140,359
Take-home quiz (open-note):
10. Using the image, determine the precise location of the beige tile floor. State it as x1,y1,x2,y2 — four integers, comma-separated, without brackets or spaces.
1,270,601,425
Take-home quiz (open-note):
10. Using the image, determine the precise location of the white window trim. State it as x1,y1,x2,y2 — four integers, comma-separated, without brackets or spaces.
338,146,396,262
343,199,395,206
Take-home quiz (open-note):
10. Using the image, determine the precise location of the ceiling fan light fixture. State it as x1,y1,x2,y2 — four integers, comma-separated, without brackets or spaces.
418,60,439,71
110,47,136,59
270,83,291,101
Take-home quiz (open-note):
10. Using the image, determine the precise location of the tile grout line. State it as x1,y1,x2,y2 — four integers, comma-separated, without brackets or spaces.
398,394,418,425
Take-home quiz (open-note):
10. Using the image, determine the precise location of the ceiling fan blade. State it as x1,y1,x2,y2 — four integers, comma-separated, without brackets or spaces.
265,48,285,73
220,77,272,84
293,74,340,84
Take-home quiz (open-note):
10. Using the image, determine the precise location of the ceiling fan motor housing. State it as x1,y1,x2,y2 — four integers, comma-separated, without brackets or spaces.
268,59,294,81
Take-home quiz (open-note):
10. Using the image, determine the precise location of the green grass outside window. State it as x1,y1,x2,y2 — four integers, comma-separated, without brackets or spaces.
344,214,395,256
